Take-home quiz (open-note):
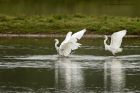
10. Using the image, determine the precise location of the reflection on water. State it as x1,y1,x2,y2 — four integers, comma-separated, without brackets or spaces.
0,0,140,17
0,55,140,92
0,37,139,92
110,59,125,92
55,57,84,93
104,58,125,92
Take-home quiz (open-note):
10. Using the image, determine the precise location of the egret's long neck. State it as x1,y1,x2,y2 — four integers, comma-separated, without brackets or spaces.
104,35,110,50
55,39,59,51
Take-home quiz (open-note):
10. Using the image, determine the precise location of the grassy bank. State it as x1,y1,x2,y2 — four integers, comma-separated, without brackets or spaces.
0,14,140,35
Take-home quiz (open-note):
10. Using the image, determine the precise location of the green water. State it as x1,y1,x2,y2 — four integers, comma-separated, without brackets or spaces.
0,37,139,92
0,0,140,17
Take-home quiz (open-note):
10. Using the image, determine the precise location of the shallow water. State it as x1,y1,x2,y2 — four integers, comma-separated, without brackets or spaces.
0,37,140,92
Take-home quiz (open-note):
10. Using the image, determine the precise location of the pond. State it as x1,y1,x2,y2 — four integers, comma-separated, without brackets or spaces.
0,37,139,92
0,0,140,17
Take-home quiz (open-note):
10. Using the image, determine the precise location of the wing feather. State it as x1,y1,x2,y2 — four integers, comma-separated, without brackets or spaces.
70,29,86,49
72,29,86,40
110,30,127,49
60,42,72,56
59,29,86,56
60,32,72,48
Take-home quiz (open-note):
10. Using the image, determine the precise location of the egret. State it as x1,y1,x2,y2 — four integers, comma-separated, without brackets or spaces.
104,30,127,55
54,29,86,57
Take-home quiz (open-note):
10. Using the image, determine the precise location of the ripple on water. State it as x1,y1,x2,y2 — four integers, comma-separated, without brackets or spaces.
0,85,54,93
0,55,139,69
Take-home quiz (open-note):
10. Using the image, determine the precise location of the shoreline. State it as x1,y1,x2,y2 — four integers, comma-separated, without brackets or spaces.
0,34,139,38
0,15,140,35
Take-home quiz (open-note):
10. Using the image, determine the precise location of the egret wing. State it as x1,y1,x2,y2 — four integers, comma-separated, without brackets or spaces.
60,32,72,47
69,29,86,50
59,29,86,56
71,29,86,42
110,30,127,49
61,29,86,50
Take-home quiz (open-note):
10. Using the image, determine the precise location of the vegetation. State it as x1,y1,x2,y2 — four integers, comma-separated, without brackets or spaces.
0,14,140,34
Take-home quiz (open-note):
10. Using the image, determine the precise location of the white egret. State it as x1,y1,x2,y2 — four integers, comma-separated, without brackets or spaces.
104,30,127,55
54,29,86,57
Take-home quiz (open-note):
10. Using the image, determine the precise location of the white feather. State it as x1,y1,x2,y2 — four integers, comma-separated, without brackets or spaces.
104,30,127,55
110,30,127,49
60,32,72,46
72,29,86,40
55,29,86,56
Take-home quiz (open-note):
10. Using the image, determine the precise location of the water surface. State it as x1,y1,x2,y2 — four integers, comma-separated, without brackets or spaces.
0,37,139,92
0,0,140,17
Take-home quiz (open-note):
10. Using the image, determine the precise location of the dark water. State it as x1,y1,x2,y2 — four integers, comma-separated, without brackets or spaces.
0,0,140,17
0,37,140,92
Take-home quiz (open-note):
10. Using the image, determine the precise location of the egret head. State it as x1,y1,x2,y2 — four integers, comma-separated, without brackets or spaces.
54,39,58,42
104,35,108,39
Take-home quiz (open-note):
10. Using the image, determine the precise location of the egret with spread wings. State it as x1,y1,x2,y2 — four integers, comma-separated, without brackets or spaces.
104,30,127,55
54,29,86,57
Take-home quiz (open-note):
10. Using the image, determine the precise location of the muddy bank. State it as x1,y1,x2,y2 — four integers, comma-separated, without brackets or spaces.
0,34,139,38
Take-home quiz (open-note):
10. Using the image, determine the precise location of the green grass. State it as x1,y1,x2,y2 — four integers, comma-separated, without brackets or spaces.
0,14,140,34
